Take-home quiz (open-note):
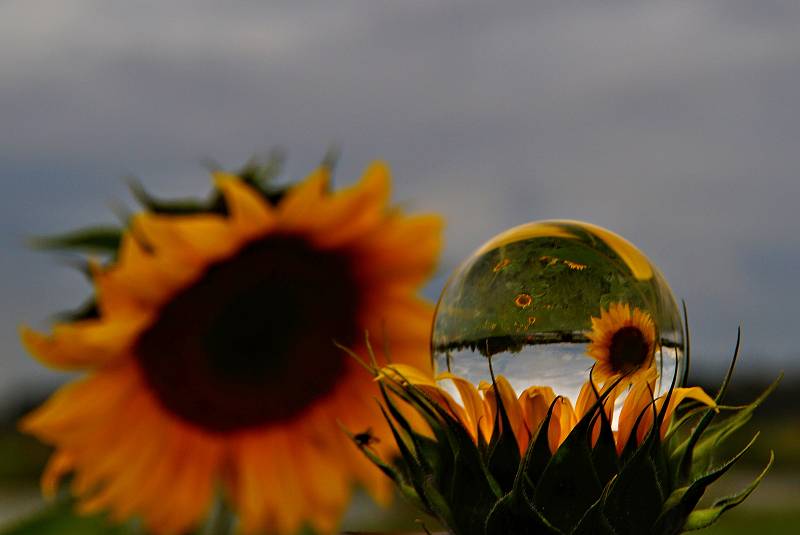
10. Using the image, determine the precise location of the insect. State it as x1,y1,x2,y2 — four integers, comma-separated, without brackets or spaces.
354,428,380,447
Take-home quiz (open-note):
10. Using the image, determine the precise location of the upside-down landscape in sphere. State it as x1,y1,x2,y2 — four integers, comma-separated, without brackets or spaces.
432,220,685,410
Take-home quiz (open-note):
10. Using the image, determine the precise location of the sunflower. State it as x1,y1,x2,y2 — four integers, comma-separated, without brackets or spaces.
20,162,443,535
585,302,657,385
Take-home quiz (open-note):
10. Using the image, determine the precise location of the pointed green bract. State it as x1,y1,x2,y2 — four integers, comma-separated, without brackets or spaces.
532,411,601,533
31,227,122,253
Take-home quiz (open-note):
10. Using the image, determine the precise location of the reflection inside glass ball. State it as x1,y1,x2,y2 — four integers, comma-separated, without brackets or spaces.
431,220,685,419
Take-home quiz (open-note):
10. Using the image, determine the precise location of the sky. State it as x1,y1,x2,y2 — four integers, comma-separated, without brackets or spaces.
1,0,799,400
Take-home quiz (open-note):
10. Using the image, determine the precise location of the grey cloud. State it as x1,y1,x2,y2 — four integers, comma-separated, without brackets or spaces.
1,0,800,396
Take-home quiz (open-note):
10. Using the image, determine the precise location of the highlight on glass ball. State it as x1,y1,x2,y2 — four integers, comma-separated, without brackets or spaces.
431,219,685,414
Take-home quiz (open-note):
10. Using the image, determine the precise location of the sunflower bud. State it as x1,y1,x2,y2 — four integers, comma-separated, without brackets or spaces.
355,337,775,535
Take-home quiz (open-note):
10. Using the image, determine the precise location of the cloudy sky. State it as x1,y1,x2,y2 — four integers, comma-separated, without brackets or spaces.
1,0,799,398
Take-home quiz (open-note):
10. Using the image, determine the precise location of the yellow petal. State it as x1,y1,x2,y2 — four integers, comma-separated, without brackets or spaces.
41,451,75,499
616,380,655,453
20,319,145,370
133,212,238,263
379,364,436,388
438,372,488,441
214,173,276,238
277,166,330,227
480,376,528,452
657,386,717,437
296,162,391,247
354,213,444,291
519,386,556,440
548,397,577,453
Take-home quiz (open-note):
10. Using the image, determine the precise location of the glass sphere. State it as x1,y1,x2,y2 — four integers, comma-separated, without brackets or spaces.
432,220,684,409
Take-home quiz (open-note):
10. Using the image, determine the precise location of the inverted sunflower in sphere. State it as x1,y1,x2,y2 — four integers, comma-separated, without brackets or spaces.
21,162,442,535
585,302,657,385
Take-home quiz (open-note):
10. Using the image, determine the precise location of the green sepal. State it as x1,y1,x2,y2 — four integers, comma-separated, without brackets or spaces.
341,424,405,487
682,451,774,531
602,442,664,535
521,399,557,487
486,376,522,493
570,496,616,535
30,227,122,254
236,150,292,205
652,432,761,534
419,478,457,532
484,492,563,535
381,377,500,535
53,297,100,322
675,329,741,480
532,405,602,533
589,411,619,489
685,375,780,479
378,383,434,474
128,178,226,216
377,404,432,514
484,402,563,535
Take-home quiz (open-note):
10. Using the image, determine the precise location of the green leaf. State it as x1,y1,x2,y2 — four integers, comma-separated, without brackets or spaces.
31,227,122,253
682,451,774,531
0,500,134,535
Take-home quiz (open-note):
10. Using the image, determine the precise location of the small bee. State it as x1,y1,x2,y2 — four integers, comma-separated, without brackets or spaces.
354,428,380,447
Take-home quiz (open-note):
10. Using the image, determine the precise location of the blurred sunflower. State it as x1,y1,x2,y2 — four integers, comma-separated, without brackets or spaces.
20,162,442,535
585,302,656,385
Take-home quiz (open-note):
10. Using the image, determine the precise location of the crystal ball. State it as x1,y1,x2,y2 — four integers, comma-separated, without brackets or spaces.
431,220,685,407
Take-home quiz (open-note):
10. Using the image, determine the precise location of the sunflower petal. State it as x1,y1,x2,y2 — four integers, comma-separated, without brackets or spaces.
519,386,556,440
214,173,276,237
20,320,144,370
300,161,391,247
277,166,330,226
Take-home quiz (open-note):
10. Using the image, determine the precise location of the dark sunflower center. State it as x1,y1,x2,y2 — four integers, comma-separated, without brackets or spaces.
133,235,362,433
608,326,650,374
